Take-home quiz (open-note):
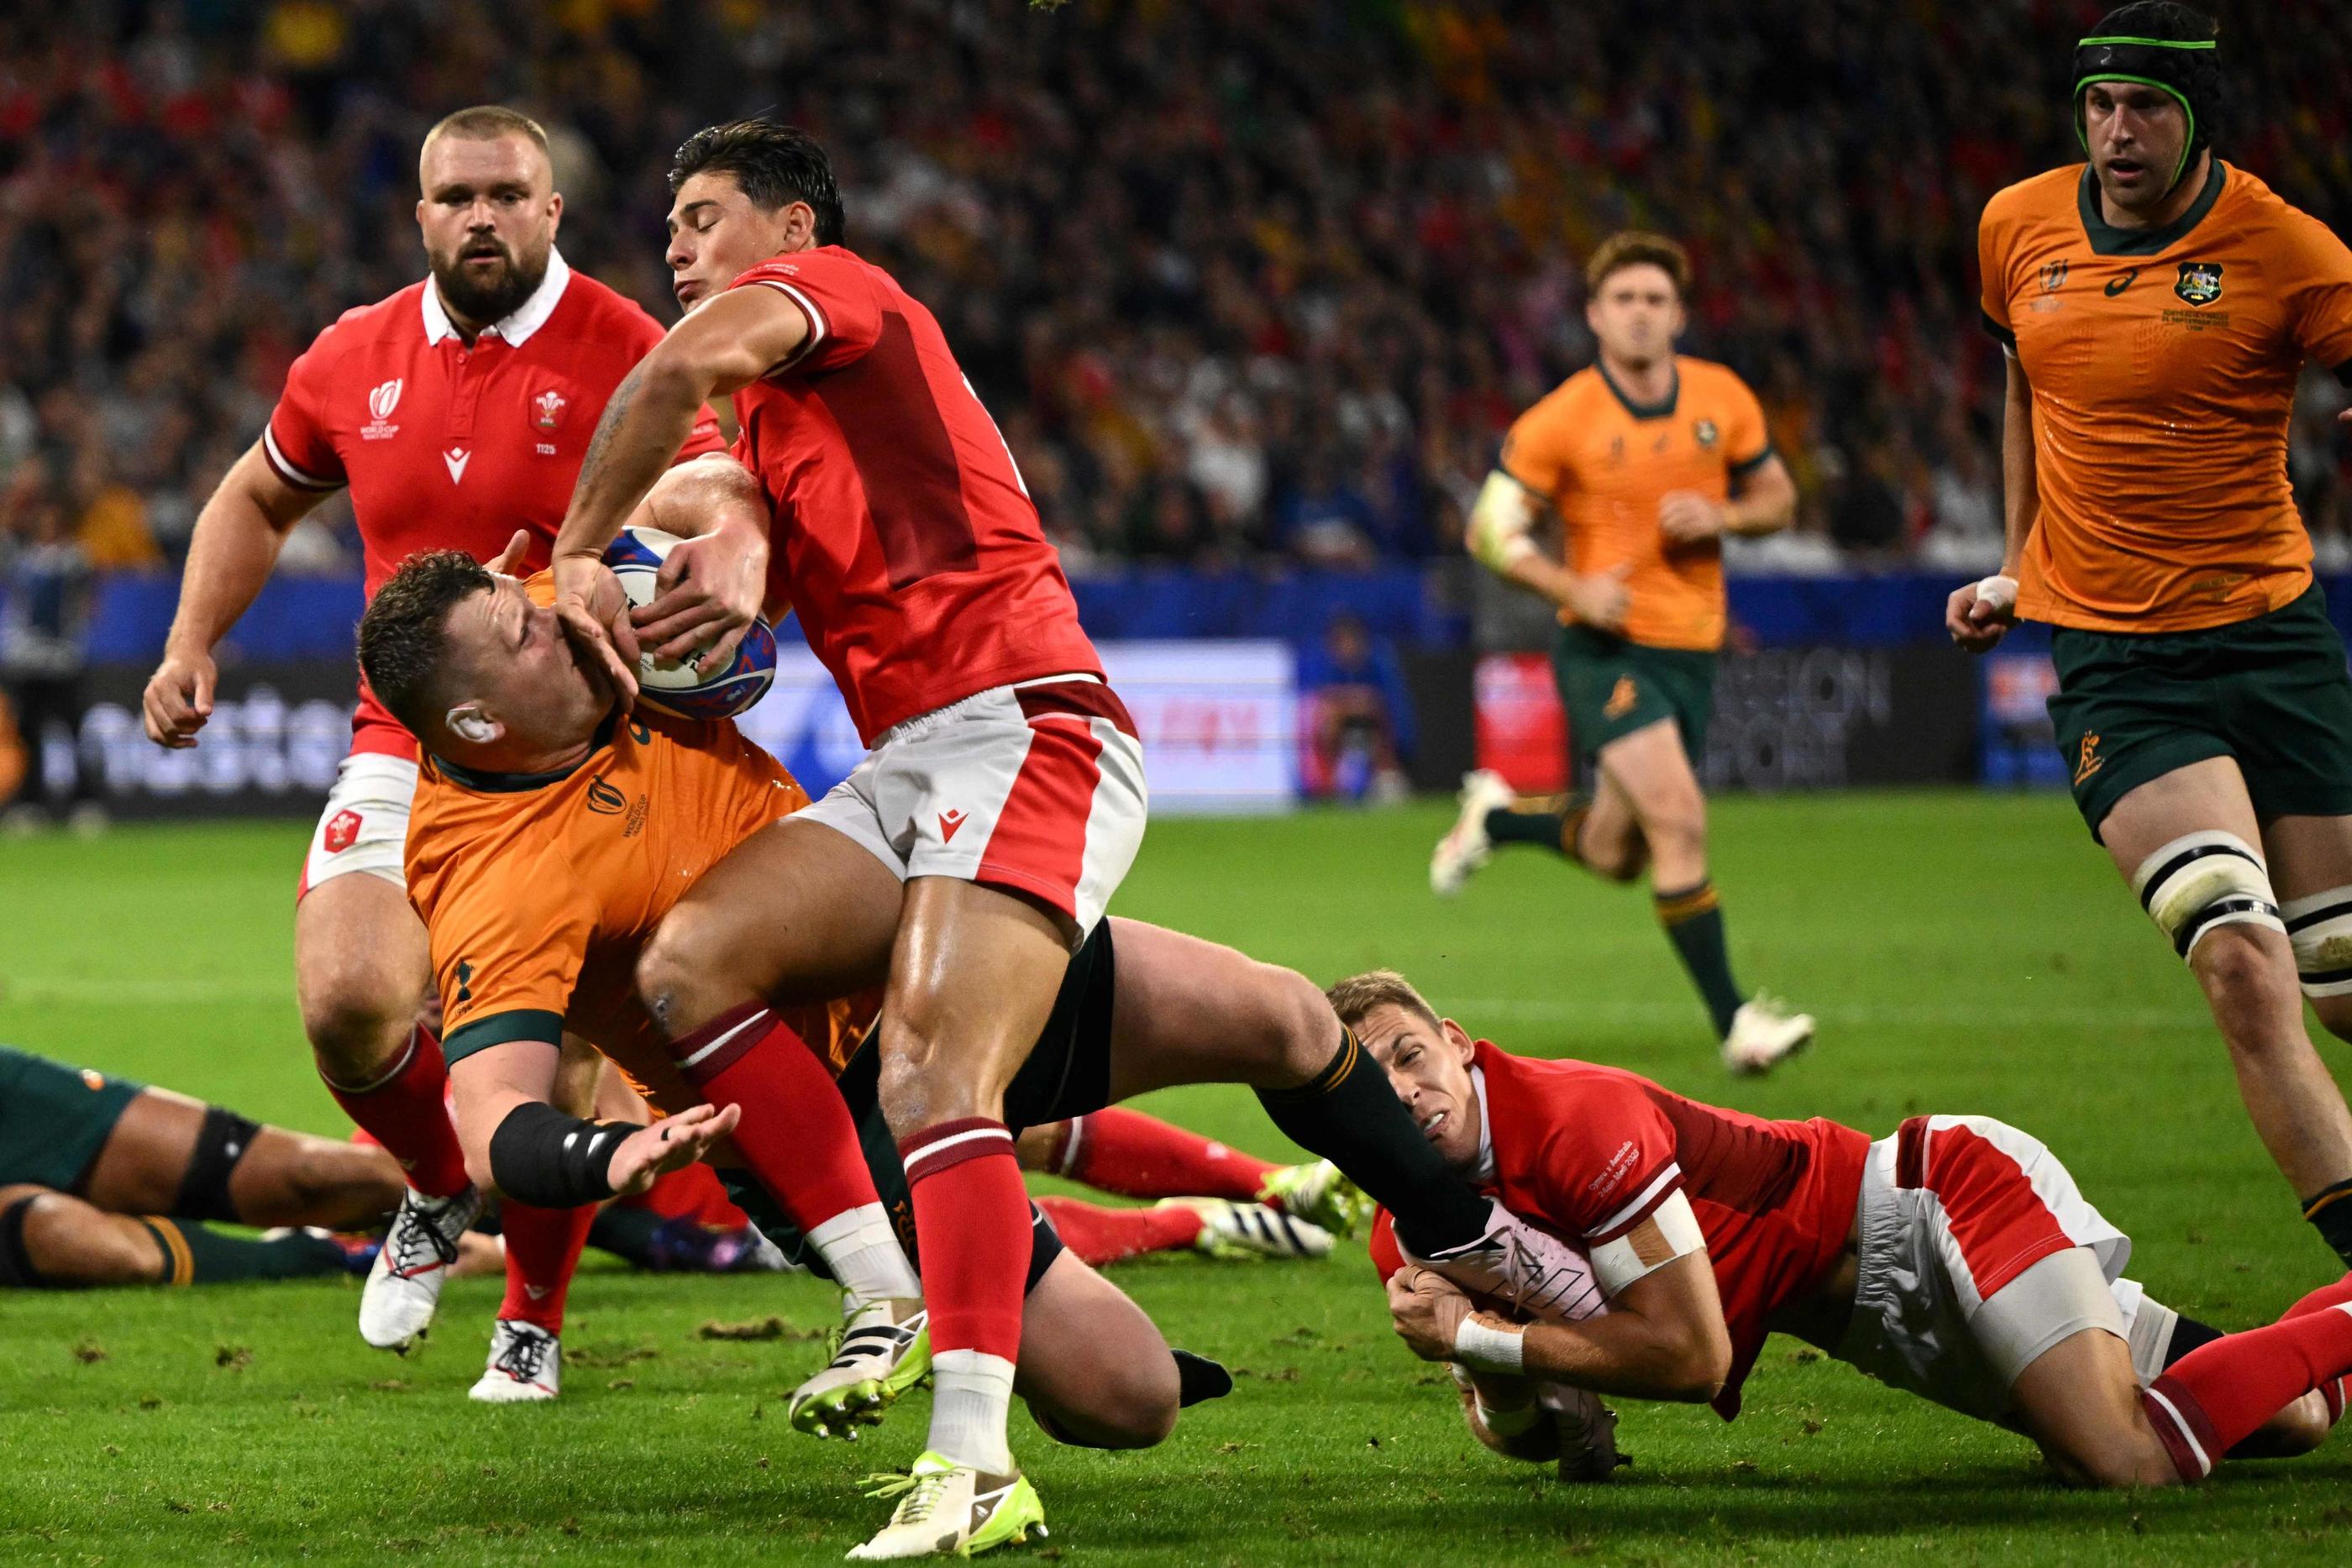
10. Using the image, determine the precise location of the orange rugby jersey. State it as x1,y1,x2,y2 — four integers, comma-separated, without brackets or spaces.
1980,161,2352,632
405,702,866,1108
1500,356,1773,652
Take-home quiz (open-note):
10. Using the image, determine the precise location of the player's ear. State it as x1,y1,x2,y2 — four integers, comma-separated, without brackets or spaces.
445,703,502,747
1441,1017,1476,1064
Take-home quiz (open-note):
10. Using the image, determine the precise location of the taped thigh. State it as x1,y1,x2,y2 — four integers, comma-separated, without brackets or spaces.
2129,831,2285,960
2282,885,2352,999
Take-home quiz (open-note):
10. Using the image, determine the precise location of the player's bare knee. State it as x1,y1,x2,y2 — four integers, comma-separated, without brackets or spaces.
299,975,417,1084
24,1198,160,1287
2254,1389,2333,1457
635,921,732,1038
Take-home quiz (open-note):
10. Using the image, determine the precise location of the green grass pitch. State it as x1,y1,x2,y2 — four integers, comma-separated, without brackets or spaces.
3,793,2350,1565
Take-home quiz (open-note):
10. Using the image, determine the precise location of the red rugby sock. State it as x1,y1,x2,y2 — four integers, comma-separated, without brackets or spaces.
323,1025,470,1199
1060,1107,1280,1204
904,1119,1029,1361
2281,1275,2352,1421
667,1004,880,1230
1033,1194,1204,1266
498,1202,595,1334
2142,1296,2352,1479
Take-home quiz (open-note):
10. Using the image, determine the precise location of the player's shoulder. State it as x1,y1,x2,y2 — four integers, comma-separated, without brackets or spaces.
2217,164,2345,257
301,281,430,363
554,267,669,339
405,766,572,917
1514,365,1609,430
730,244,891,296
1478,1043,1663,1129
1674,355,1759,402
1981,165,2082,238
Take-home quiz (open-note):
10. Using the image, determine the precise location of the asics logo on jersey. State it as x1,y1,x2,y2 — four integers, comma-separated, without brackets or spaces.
2104,268,2140,296
937,809,969,842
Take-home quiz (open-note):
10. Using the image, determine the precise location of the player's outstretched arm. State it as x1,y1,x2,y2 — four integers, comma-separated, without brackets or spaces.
1947,352,2037,653
142,441,328,747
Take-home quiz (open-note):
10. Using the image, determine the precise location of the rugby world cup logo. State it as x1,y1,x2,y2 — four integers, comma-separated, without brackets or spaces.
362,378,403,440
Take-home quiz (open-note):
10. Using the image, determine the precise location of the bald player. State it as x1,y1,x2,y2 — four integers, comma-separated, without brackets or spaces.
1435,230,1812,1072
1948,2,2352,1270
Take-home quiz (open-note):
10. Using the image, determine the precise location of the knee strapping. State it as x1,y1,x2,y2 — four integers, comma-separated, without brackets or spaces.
2283,885,2352,999
2130,832,2286,960
175,1106,262,1225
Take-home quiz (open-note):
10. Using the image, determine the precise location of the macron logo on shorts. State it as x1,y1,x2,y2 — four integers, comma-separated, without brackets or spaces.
938,808,969,843
324,810,363,854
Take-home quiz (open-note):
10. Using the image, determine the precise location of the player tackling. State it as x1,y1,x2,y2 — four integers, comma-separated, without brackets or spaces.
1347,971,2349,1488
1436,231,1812,1072
1948,2,2352,1269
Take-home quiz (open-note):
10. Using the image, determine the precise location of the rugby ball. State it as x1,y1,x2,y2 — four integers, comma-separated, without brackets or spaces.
602,524,778,721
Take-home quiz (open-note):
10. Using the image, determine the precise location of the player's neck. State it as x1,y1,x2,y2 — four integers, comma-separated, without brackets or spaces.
1599,351,1674,406
2098,150,2212,232
433,286,494,346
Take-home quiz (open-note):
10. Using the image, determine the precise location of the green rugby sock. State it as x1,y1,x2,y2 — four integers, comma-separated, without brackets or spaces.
1484,798,1589,861
1655,881,1743,1039
140,1219,347,1285
2302,1179,2352,1269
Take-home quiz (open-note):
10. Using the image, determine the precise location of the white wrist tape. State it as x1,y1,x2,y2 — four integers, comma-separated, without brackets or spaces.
1973,573,2019,614
1452,1314,1526,1375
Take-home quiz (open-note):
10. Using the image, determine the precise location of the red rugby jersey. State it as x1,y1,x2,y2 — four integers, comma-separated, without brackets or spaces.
1371,1041,1866,1419
724,248,1101,743
263,252,724,759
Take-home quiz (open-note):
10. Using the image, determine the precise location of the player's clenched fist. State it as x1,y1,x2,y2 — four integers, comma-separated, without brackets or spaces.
1944,572,2018,653
1387,1264,1480,1362
141,647,218,748
606,1101,741,1198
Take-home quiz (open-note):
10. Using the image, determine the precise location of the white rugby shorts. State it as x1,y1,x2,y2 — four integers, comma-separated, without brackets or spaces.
297,751,418,899
801,674,1148,938
1833,1114,2177,1429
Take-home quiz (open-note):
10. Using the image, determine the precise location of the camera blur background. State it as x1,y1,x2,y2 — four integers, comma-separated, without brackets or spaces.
2,0,2348,822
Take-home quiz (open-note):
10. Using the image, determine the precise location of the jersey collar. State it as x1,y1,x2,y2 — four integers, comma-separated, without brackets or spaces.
1596,358,1679,421
2075,158,2228,257
422,247,574,348
430,711,614,793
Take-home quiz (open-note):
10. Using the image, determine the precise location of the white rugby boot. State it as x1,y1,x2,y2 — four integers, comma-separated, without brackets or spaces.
1430,770,1517,896
848,1450,1046,1560
469,1319,560,1403
1722,994,1815,1075
790,1296,932,1440
1160,1198,1334,1261
360,1184,483,1350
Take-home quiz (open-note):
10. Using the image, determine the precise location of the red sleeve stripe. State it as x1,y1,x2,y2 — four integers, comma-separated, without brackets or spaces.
262,425,343,491
748,278,829,374
1588,1161,1684,1243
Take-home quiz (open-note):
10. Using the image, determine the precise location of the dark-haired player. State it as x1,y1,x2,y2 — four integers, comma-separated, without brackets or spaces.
1948,2,2352,1269
1339,970,2348,1490
0,1043,401,1288
535,120,1576,1557
138,106,728,1383
1436,231,1810,1072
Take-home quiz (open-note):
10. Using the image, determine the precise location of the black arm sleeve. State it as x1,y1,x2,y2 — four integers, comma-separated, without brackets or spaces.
488,1102,628,1208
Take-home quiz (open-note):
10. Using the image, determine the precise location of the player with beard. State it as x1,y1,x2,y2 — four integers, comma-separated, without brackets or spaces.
1948,2,2352,1271
139,106,731,1398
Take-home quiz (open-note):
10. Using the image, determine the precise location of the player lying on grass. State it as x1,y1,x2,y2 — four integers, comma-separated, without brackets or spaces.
1341,970,2350,1488
0,1042,400,1288
356,544,1588,1556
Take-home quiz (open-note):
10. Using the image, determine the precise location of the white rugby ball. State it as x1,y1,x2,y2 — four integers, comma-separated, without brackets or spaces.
601,524,778,721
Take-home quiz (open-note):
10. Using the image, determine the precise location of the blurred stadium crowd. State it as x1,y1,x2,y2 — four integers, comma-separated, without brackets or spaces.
1,0,2349,595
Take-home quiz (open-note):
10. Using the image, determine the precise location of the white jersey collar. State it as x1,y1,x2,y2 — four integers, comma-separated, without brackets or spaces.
423,247,572,348
1468,1063,1495,1186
